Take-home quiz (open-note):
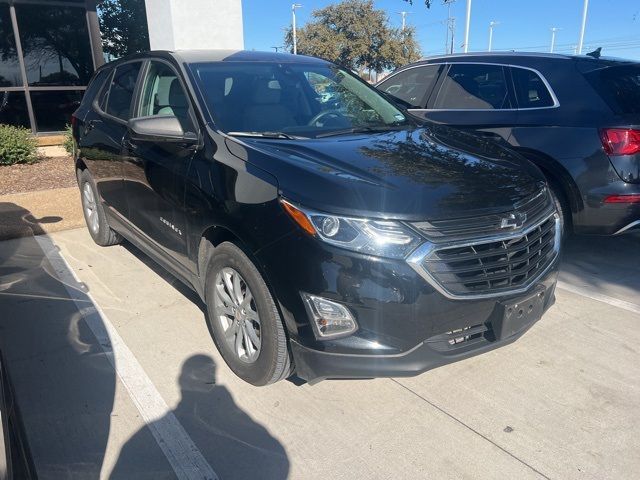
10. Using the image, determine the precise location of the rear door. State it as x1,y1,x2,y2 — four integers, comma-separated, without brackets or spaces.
79,61,143,218
121,59,198,268
422,63,518,143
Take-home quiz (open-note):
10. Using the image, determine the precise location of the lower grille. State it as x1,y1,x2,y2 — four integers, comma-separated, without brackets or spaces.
408,213,560,299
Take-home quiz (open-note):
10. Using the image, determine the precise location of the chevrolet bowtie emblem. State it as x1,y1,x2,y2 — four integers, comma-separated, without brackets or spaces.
500,212,527,229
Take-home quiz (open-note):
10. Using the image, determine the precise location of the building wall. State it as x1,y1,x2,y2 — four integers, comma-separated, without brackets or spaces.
144,0,244,51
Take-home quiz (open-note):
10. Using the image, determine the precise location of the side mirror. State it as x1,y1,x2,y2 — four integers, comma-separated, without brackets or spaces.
128,115,198,144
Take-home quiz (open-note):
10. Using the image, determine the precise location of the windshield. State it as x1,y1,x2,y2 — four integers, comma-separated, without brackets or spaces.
584,65,640,115
190,61,409,137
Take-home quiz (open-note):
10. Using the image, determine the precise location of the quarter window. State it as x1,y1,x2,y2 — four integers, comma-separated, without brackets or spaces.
511,67,555,108
105,62,142,121
378,65,440,108
433,64,511,110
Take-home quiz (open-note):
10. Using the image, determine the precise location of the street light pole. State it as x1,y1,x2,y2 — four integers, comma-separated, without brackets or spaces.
397,11,410,31
488,21,499,52
577,0,589,54
291,3,302,55
463,0,472,53
549,27,561,53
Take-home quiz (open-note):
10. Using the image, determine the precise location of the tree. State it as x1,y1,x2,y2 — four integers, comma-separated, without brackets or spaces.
98,0,150,58
284,0,421,75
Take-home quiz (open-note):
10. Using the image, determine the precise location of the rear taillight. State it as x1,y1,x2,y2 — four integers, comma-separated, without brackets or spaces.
600,128,640,156
71,115,77,128
604,194,640,204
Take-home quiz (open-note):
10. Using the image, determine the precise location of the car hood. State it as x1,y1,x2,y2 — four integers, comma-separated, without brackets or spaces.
228,125,546,221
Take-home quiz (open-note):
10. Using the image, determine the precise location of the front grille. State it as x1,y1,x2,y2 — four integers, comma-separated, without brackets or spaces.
410,214,559,298
411,188,552,243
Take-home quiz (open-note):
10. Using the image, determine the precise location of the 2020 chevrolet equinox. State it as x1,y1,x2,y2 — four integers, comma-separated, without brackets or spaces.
72,50,560,385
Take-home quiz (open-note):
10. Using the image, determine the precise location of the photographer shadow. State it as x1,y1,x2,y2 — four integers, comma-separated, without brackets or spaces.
110,354,290,480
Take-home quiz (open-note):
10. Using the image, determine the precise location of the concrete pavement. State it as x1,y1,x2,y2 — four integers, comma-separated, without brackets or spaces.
0,227,638,479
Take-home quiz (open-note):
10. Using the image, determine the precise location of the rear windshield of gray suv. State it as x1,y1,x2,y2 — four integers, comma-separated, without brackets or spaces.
584,65,640,115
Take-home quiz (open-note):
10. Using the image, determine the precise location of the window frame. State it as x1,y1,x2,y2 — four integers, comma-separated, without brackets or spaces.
132,58,199,135
382,61,560,113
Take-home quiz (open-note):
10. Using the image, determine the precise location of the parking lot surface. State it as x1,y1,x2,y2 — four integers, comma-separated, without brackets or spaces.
0,228,638,479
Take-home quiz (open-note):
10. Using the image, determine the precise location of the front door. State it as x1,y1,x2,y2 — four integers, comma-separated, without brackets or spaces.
121,60,198,268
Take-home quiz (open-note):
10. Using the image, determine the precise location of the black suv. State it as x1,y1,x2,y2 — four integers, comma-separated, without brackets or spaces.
378,52,640,236
72,51,560,385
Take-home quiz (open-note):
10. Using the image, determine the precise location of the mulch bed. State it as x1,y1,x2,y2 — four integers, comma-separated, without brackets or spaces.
0,156,76,196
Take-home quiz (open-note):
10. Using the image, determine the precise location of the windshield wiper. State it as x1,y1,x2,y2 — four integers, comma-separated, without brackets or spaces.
227,131,305,140
315,124,407,138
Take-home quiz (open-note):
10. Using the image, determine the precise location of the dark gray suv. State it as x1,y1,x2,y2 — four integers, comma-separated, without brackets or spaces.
378,52,640,236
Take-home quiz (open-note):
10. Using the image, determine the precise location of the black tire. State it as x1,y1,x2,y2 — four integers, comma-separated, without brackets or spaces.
204,241,291,386
78,169,122,247
547,180,571,240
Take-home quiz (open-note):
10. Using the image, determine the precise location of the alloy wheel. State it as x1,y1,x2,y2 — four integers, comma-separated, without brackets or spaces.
82,182,99,234
213,267,262,363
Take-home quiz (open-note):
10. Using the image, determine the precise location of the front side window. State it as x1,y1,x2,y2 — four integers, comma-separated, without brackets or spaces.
191,61,408,137
138,61,193,131
511,67,555,108
105,62,142,120
433,64,511,110
378,65,440,109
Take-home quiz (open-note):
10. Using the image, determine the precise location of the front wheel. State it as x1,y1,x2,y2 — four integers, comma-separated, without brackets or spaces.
204,242,291,386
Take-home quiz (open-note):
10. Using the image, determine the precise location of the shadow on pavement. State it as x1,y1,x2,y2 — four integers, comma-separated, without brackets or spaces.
560,231,640,302
111,355,290,480
0,201,62,241
0,205,114,478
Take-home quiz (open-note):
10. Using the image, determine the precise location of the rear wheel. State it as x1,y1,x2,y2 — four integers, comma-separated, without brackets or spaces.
204,242,291,386
78,169,122,246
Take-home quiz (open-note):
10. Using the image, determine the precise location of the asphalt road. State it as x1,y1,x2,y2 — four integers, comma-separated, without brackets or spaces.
0,228,638,480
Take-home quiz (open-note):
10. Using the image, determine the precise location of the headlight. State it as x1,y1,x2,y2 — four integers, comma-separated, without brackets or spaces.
281,199,421,259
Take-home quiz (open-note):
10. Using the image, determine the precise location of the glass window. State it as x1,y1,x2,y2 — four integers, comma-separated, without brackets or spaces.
138,61,193,131
378,65,440,108
192,62,408,136
584,65,640,115
31,90,84,132
0,91,30,128
0,5,22,87
105,62,142,120
78,68,111,110
15,4,94,86
511,67,555,108
433,64,511,110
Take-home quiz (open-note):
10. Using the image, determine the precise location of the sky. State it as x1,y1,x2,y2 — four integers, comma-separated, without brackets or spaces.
242,0,640,60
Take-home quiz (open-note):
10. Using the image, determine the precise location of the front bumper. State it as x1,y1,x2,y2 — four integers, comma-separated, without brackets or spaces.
257,229,559,383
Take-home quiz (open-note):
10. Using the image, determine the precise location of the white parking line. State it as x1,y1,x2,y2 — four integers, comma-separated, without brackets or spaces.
35,236,218,480
557,281,640,315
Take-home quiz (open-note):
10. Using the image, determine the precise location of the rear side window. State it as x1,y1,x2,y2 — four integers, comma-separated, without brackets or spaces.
80,68,110,108
105,62,142,120
511,67,555,108
433,64,511,110
378,65,440,108
585,65,640,115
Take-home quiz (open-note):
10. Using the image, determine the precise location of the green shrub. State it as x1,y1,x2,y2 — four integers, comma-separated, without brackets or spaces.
63,124,74,155
0,124,38,166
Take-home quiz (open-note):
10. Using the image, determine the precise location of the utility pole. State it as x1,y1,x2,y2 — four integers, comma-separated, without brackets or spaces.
488,20,499,52
463,0,472,53
577,0,589,54
549,27,561,53
291,3,302,55
397,11,411,31
443,0,456,55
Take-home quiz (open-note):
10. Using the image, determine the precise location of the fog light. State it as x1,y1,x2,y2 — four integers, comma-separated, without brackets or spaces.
301,293,357,339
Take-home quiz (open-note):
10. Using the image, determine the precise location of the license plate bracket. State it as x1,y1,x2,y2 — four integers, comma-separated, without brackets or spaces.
493,287,546,340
